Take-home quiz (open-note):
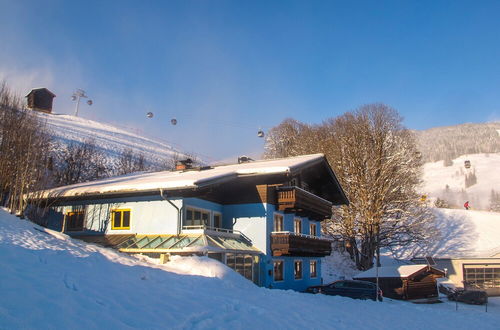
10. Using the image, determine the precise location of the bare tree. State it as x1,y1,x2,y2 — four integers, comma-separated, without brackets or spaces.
52,139,109,186
0,81,53,216
116,148,147,175
265,104,436,270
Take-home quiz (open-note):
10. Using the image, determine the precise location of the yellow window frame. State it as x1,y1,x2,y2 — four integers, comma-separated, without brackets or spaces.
65,211,85,231
111,209,131,230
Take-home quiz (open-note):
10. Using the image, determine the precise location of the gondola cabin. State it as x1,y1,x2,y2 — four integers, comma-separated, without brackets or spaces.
26,88,56,114
464,160,471,169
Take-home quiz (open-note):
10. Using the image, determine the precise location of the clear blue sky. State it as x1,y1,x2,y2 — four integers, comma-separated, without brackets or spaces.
1,0,499,160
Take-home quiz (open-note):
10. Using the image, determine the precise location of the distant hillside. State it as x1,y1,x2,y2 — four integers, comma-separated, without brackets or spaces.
421,153,500,210
36,112,196,169
415,122,500,162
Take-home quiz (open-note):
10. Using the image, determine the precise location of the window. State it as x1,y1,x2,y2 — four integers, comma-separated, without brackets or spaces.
464,266,500,289
66,211,85,231
111,209,131,230
310,223,317,237
274,260,284,281
213,212,222,228
274,213,283,232
310,260,317,278
185,207,210,227
294,218,302,234
294,260,303,280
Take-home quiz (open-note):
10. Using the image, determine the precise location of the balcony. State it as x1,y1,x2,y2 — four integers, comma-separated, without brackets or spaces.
276,186,333,220
270,231,332,257
182,225,252,242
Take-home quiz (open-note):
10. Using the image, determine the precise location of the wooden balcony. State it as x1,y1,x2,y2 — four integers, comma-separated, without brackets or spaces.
276,186,333,220
270,232,332,257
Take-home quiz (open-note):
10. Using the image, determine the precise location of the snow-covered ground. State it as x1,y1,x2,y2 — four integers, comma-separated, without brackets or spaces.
390,208,500,259
1,209,499,329
422,153,500,210
36,112,195,167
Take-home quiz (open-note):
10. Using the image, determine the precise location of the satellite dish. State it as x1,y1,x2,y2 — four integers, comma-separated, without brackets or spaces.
257,129,264,138
87,99,93,106
146,112,154,118
171,118,177,125
71,95,77,101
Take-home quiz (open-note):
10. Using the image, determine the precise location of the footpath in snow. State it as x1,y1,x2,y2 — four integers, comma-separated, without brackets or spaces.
0,209,499,330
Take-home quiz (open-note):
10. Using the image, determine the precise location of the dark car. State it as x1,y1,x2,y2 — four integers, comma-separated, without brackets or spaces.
447,289,488,305
306,280,383,301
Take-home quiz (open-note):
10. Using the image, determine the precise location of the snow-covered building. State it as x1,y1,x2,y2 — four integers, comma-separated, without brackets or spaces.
31,154,348,291
354,265,445,300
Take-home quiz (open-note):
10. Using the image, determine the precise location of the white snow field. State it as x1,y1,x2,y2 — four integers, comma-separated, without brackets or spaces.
392,208,500,260
1,209,500,330
36,112,194,167
422,152,500,210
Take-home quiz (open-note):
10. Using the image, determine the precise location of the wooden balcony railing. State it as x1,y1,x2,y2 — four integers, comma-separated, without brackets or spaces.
276,186,333,220
270,232,332,257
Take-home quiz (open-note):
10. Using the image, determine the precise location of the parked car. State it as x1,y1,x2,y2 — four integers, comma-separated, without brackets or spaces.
306,280,383,301
447,289,488,305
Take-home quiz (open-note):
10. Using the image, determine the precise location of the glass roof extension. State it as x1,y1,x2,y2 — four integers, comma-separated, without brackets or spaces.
117,234,260,254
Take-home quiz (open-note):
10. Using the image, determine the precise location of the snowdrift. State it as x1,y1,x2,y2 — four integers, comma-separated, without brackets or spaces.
1,209,499,329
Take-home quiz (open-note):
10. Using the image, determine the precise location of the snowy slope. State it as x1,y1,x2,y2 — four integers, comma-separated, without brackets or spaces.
1,209,500,329
391,208,500,259
421,153,500,210
36,112,193,167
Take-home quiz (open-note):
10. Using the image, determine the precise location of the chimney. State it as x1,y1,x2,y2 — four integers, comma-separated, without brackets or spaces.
238,155,254,164
176,158,193,171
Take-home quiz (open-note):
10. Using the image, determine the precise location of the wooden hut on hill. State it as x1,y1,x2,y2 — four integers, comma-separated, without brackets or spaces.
354,265,445,300
26,88,56,113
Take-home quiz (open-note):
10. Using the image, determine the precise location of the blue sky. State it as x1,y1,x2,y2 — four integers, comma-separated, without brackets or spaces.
1,0,499,160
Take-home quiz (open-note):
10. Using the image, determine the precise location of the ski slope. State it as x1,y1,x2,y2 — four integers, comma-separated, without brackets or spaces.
36,112,194,167
1,209,499,329
422,153,500,210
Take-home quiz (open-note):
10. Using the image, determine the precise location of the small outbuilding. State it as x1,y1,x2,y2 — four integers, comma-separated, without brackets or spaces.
26,88,56,113
354,265,445,300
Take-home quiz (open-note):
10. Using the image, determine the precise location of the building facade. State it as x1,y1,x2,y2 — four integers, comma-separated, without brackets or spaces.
33,154,348,291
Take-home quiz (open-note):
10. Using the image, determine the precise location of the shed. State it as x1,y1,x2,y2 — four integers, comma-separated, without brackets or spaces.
26,88,56,113
354,265,445,300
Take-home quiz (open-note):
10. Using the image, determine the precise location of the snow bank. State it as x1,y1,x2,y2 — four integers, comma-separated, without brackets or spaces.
1,209,500,329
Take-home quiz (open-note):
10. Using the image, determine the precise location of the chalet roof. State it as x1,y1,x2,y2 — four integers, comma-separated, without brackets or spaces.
354,265,445,279
25,87,56,97
37,154,348,204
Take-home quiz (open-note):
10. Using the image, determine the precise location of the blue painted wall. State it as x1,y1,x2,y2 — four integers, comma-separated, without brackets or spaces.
40,195,326,292
44,195,182,235
267,256,322,291
224,203,269,254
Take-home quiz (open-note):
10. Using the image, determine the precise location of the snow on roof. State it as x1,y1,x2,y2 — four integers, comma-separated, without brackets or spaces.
40,154,326,198
354,265,433,279
25,87,56,97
